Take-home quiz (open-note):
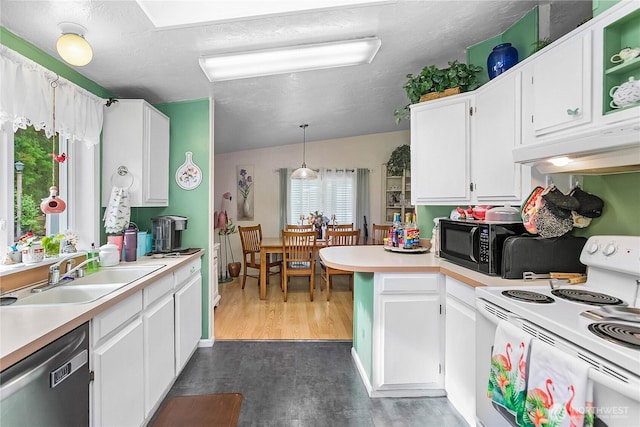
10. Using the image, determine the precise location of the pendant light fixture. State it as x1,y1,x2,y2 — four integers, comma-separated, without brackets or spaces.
56,22,93,67
291,124,318,180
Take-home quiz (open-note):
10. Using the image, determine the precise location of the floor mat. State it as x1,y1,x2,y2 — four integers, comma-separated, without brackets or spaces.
151,393,242,427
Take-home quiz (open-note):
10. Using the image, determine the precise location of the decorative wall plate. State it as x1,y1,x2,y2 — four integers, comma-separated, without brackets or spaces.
176,151,202,190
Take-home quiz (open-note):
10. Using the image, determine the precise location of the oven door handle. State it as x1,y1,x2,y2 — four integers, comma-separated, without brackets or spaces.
469,226,478,263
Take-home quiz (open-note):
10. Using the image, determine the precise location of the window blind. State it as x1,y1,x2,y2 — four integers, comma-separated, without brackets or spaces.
289,169,356,224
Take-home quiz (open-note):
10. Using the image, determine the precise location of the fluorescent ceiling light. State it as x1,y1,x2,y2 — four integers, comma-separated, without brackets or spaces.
136,0,394,28
199,37,381,82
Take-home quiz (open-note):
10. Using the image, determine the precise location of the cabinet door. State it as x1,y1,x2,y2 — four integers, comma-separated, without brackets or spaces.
93,318,144,427
175,273,202,373
373,274,444,393
523,32,592,141
143,293,175,417
411,96,472,204
143,105,170,205
445,278,476,427
473,72,529,203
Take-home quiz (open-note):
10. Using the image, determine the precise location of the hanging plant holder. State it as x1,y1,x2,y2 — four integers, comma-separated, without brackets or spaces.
42,76,66,214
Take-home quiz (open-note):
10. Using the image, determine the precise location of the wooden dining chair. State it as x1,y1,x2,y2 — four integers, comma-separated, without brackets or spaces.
320,228,360,301
372,224,390,245
281,230,317,302
238,225,282,290
326,223,354,231
285,224,314,231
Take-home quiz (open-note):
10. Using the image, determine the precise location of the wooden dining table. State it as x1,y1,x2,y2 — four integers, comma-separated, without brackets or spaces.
258,236,375,300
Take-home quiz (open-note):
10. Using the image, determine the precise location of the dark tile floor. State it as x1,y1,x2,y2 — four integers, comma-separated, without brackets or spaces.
161,341,468,427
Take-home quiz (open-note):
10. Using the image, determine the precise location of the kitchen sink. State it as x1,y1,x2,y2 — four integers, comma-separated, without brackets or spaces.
11,284,127,306
67,265,164,286
5,264,164,307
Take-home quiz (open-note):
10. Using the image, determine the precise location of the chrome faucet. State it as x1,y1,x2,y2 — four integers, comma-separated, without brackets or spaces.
33,254,98,292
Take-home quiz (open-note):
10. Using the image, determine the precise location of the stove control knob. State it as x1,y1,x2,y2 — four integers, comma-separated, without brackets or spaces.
586,243,599,254
603,243,616,256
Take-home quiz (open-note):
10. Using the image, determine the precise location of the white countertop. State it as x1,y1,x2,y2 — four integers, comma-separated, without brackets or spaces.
0,251,203,370
319,245,538,288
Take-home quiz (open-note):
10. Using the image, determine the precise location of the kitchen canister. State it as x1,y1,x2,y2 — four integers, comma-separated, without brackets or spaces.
99,243,120,266
487,43,518,80
609,76,640,109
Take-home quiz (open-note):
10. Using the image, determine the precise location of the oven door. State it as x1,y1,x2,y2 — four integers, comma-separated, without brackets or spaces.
439,221,483,273
475,298,640,427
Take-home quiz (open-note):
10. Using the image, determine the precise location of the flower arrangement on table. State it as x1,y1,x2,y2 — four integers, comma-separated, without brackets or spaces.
309,211,329,230
238,169,253,202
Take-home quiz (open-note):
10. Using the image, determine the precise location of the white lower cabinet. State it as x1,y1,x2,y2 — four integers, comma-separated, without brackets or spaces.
92,292,144,427
143,274,175,417
372,273,444,396
174,259,202,373
445,276,476,427
91,257,203,426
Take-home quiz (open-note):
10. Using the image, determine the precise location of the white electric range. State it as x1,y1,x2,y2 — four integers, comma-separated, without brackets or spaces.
475,235,640,427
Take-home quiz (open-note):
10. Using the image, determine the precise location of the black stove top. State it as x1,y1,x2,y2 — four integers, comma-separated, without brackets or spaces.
501,290,555,304
551,289,626,306
588,322,640,350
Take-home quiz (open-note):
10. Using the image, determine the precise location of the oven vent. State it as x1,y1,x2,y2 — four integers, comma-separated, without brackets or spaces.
484,303,508,320
538,331,556,346
576,352,600,370
601,365,629,383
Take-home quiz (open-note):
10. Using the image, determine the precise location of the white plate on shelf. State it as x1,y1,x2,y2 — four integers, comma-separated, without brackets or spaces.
383,246,429,254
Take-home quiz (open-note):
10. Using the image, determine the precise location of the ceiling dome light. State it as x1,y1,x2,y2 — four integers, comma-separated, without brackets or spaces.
56,22,93,66
549,157,572,167
291,124,318,180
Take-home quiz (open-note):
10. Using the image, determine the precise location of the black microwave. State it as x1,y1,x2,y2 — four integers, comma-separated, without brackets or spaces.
439,219,525,275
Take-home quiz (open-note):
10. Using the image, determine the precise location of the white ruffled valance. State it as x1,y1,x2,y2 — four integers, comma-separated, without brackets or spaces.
0,45,104,145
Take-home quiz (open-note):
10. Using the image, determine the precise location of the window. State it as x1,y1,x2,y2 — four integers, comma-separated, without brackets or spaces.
13,125,66,242
289,169,356,224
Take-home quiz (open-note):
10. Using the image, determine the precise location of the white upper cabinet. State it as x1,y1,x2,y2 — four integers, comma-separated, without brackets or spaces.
411,95,472,205
102,99,170,207
521,31,593,143
473,71,530,202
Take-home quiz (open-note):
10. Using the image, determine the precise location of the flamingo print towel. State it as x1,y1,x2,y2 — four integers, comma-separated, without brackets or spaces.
488,320,532,425
524,339,594,427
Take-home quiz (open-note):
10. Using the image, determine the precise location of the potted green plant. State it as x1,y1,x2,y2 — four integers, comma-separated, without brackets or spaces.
394,60,483,123
386,144,411,176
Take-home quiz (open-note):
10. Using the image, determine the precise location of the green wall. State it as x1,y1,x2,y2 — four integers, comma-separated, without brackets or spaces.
130,99,212,338
417,172,640,239
575,172,640,236
593,0,621,17
467,7,539,87
353,272,374,384
2,28,213,338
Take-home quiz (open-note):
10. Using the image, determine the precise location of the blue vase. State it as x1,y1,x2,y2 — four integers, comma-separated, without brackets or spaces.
487,43,518,80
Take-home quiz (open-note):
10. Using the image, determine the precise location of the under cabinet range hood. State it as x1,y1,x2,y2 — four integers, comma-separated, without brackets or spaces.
513,122,640,175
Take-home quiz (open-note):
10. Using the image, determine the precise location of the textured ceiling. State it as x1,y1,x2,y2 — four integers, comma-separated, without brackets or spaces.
0,1,592,153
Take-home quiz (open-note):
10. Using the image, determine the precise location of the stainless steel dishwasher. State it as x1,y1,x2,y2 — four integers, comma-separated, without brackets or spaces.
1,322,90,426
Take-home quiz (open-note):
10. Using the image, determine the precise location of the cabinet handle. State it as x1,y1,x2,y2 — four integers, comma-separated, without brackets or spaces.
566,108,580,116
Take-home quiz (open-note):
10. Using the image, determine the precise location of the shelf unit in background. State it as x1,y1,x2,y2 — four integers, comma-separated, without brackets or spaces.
382,165,413,223
603,8,640,115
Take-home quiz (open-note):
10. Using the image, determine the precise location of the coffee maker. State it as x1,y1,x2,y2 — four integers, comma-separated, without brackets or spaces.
151,215,188,253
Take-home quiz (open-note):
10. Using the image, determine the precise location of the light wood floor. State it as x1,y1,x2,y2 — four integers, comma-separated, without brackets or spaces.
214,272,354,340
